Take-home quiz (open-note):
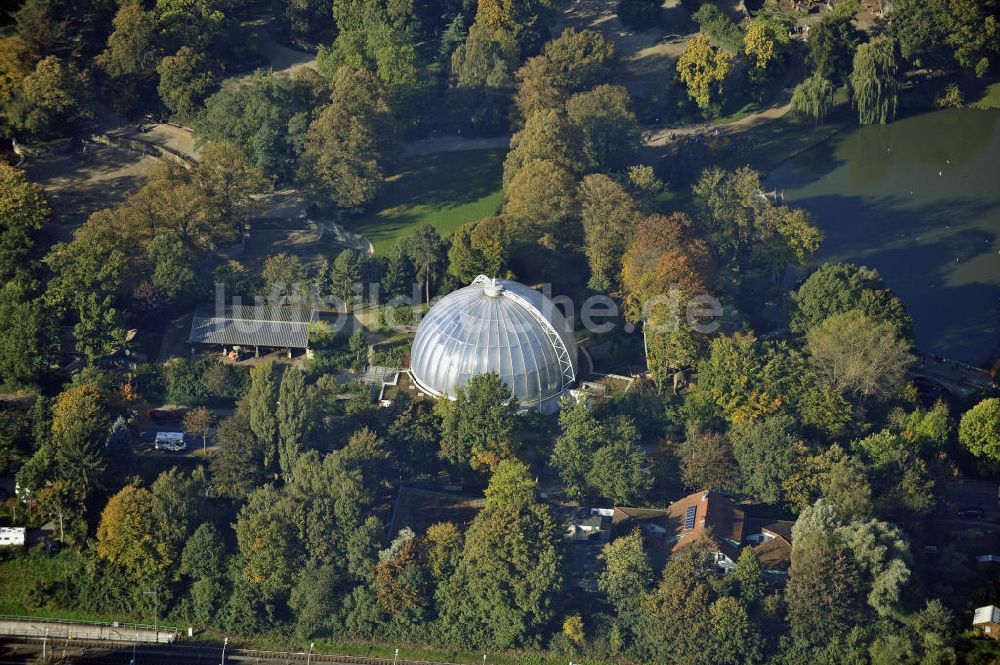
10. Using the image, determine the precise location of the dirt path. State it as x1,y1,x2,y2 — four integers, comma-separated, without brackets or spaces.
644,90,795,146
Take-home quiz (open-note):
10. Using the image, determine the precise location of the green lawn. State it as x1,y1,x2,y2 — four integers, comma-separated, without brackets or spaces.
971,82,1000,109
0,550,111,622
350,148,505,254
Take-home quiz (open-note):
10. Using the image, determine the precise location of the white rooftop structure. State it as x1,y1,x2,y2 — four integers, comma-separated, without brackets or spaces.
0,527,26,547
974,606,1000,625
409,276,578,412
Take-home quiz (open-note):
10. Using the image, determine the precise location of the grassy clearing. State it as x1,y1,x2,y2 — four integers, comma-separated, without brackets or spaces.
0,550,108,622
350,149,505,254
971,82,1000,109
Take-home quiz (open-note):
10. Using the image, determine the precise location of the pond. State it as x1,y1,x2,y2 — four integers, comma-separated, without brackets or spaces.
768,108,1000,364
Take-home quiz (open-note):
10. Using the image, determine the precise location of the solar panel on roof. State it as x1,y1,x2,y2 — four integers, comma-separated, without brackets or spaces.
684,505,696,530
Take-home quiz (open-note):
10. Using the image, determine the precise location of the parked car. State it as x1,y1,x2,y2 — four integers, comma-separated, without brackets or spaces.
958,507,986,519
148,409,182,424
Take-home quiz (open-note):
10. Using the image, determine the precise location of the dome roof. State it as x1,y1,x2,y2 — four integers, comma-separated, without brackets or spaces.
410,276,578,410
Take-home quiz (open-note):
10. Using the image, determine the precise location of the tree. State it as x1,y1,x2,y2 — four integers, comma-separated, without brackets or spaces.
484,458,537,510
247,362,279,471
192,142,270,231
147,233,198,303
277,367,309,477
806,309,914,402
197,71,322,181
183,406,215,458
807,14,862,84
638,535,717,663
743,16,790,79
850,35,901,125
550,399,604,498
502,107,581,187
676,34,733,113
730,414,801,504
436,468,562,649
11,55,91,136
731,547,765,606
598,528,652,617
94,2,160,113
423,521,462,579
261,253,310,303
448,216,510,283
211,406,267,499
96,483,176,580
448,23,518,134
440,372,520,472
565,84,641,172
680,428,740,494
234,484,298,596
329,249,363,307
157,46,217,122
791,73,836,124
586,418,650,505
706,597,764,665
578,174,641,292
406,225,447,304
299,66,397,208
317,0,420,90
889,0,999,76
959,398,1000,461
183,522,228,623
0,282,50,390
73,292,126,363
502,159,579,248
787,536,862,647
513,28,616,122
0,162,51,282
691,167,821,281
792,263,911,337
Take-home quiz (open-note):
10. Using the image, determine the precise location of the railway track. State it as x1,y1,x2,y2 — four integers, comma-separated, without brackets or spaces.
0,637,471,665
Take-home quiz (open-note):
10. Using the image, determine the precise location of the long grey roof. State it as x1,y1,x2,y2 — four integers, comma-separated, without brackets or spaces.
188,305,318,349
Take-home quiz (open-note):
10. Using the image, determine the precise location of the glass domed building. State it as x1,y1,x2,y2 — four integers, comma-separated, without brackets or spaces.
409,275,578,412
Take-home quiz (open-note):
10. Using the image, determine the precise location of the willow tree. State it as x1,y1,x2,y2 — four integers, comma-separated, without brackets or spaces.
791,73,836,125
850,35,900,125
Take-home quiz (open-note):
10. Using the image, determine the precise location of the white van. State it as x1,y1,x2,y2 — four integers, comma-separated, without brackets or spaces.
154,432,186,452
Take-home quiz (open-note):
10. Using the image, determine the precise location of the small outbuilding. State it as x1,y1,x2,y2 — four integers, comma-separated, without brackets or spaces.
973,605,1000,639
188,305,318,358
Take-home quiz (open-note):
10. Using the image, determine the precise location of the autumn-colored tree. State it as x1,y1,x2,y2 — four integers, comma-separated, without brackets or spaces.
502,159,579,248
743,16,790,79
680,428,740,494
676,34,733,113
622,212,713,323
0,36,37,112
96,483,176,579
502,107,582,186
374,534,423,615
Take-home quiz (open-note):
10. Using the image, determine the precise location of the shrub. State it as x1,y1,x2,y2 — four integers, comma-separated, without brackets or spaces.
935,83,964,109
